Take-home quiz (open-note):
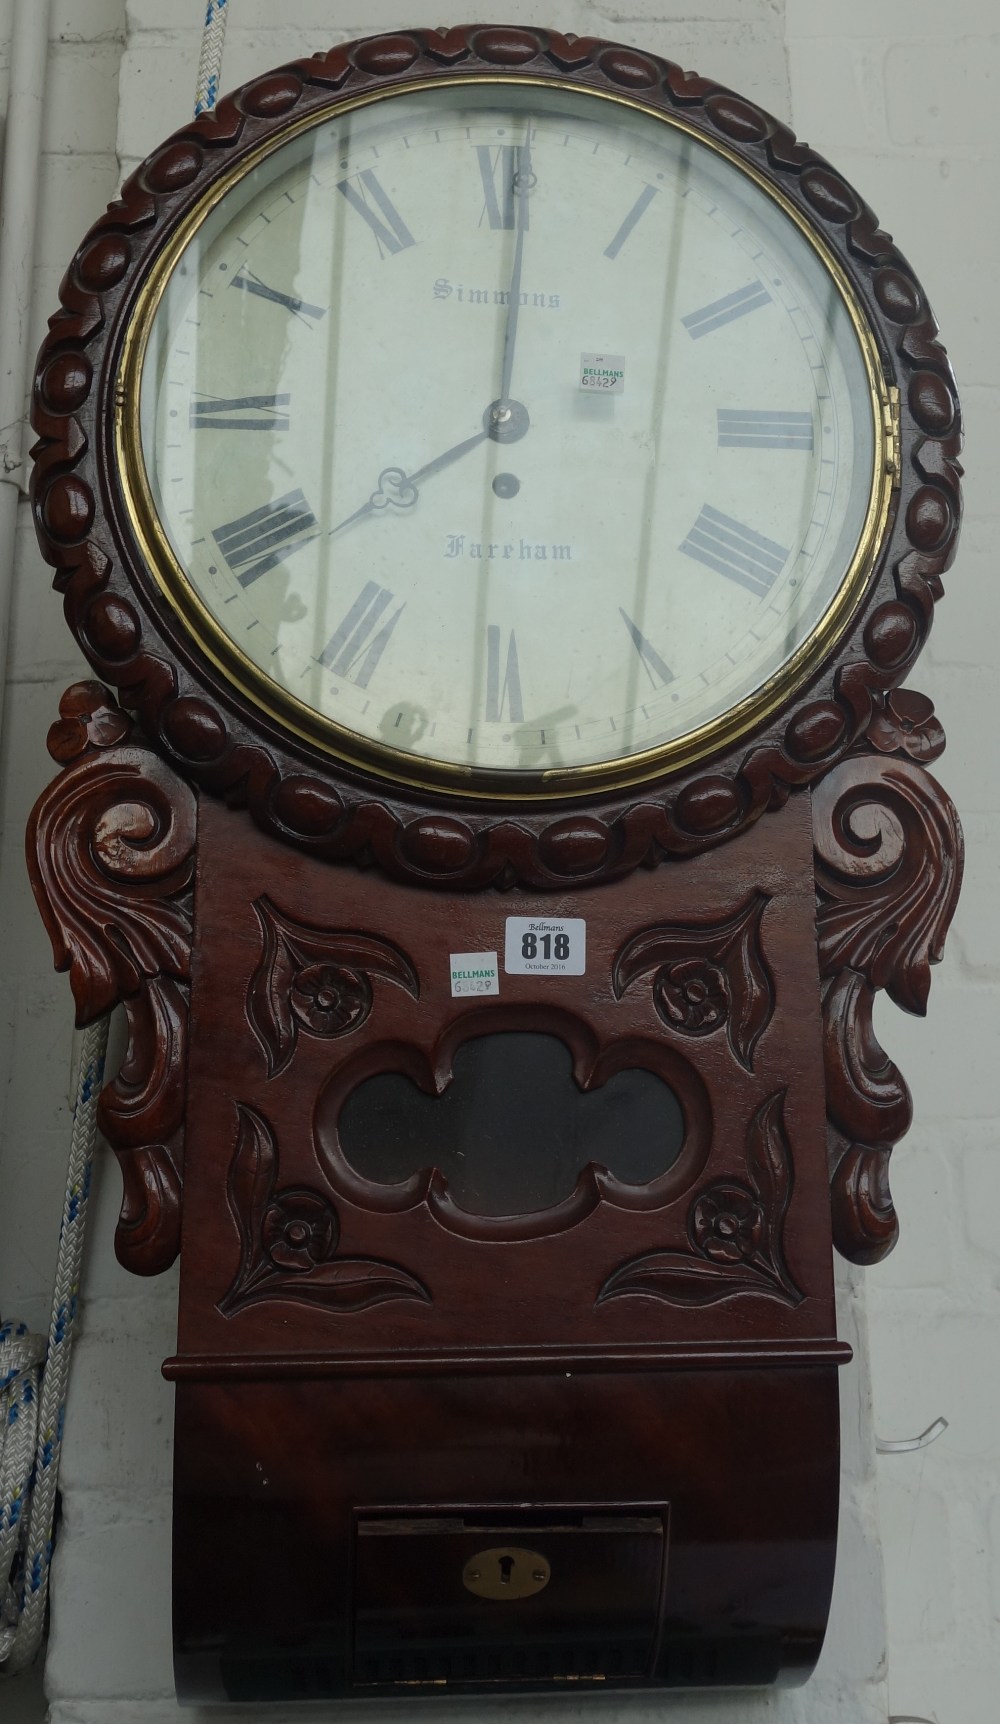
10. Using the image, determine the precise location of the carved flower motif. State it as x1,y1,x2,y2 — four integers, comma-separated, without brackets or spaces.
868,690,945,763
654,959,729,1034
289,963,370,1036
691,1183,763,1265
261,1189,339,1272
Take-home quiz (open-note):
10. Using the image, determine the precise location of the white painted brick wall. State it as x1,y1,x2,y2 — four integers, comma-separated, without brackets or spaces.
786,5,1000,1720
1,3,994,1721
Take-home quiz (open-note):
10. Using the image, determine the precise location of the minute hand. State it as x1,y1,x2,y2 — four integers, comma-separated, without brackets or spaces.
496,138,533,409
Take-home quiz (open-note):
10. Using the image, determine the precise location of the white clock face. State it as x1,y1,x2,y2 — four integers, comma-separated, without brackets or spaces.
135,80,881,789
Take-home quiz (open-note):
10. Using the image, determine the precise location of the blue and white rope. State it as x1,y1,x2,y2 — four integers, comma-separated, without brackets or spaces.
0,1023,105,1671
1,0,230,1677
194,0,230,116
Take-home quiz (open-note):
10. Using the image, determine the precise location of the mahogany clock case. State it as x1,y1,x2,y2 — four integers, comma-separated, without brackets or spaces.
25,24,964,1707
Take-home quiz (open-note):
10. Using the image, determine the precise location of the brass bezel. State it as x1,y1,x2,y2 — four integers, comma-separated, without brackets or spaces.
115,74,894,803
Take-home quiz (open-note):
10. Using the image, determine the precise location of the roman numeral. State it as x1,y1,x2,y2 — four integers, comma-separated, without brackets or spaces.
682,280,771,339
679,505,789,597
190,393,290,432
229,267,326,323
717,409,814,451
213,489,317,587
604,185,657,260
319,581,403,688
619,610,674,687
485,626,524,723
336,170,415,256
476,144,529,231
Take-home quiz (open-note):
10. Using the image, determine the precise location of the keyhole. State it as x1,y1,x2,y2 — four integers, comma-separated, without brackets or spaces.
498,1554,515,1585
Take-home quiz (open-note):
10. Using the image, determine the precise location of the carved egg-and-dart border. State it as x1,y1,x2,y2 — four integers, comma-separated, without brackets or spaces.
30,26,961,891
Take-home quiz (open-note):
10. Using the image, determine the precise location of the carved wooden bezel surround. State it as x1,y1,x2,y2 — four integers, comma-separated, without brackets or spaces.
30,24,961,892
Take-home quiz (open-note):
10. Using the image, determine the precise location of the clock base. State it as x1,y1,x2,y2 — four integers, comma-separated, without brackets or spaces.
170,1362,843,1702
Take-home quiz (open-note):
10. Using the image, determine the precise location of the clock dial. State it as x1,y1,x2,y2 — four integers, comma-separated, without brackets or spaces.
131,80,886,790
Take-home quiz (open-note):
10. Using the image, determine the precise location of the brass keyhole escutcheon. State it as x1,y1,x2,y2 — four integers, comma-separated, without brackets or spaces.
462,1546,551,1600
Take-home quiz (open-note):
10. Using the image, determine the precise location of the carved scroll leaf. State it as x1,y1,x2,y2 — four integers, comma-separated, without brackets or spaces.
28,748,196,1022
830,1144,899,1265
814,750,962,1264
248,898,419,1077
598,1091,802,1309
612,892,773,1070
28,684,195,1277
823,969,912,1149
814,755,963,1014
114,1144,183,1276
98,975,187,1147
221,1105,429,1316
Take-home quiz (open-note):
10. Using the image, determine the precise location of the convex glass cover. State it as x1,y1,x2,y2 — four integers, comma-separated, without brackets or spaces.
126,79,890,792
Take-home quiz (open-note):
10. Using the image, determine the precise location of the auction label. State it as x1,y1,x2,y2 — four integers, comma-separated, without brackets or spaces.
504,918,586,977
579,352,625,394
450,951,500,997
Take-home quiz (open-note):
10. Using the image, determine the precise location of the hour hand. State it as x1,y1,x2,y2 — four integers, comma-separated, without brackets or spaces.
330,428,489,538
330,467,417,536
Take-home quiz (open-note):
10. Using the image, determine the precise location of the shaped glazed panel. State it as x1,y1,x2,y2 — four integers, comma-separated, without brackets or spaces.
176,791,836,1365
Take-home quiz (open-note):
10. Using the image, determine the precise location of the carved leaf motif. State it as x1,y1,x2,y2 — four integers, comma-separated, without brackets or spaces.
612,892,773,1070
231,1259,430,1315
744,1090,798,1301
220,1105,430,1316
598,1255,767,1308
248,898,419,1077
814,755,962,1265
225,1104,278,1304
597,1090,802,1309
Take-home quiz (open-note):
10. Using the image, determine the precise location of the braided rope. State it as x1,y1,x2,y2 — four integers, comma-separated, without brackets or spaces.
194,0,230,116
1,9,230,1678
0,1022,106,1672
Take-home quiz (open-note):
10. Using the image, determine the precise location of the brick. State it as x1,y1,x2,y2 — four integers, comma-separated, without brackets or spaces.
869,1311,1000,1459
960,1140,1000,1261
43,42,123,155
871,980,993,1125
9,513,91,687
787,38,887,151
871,1144,957,1291
888,1649,1000,1724
117,44,203,160
58,1310,176,1494
878,1473,955,1642
817,1489,887,1689
45,1492,175,1700
885,37,1000,151
33,152,123,273
786,0,996,39
51,0,125,41
945,815,1000,981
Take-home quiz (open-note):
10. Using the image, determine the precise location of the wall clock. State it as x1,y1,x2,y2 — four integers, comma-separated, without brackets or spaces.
26,24,963,1704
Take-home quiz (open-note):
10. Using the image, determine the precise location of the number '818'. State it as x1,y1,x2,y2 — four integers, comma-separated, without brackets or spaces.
521,931,570,961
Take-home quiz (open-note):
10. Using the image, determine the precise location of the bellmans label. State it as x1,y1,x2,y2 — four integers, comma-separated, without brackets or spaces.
504,918,586,977
450,951,500,997
579,352,625,394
